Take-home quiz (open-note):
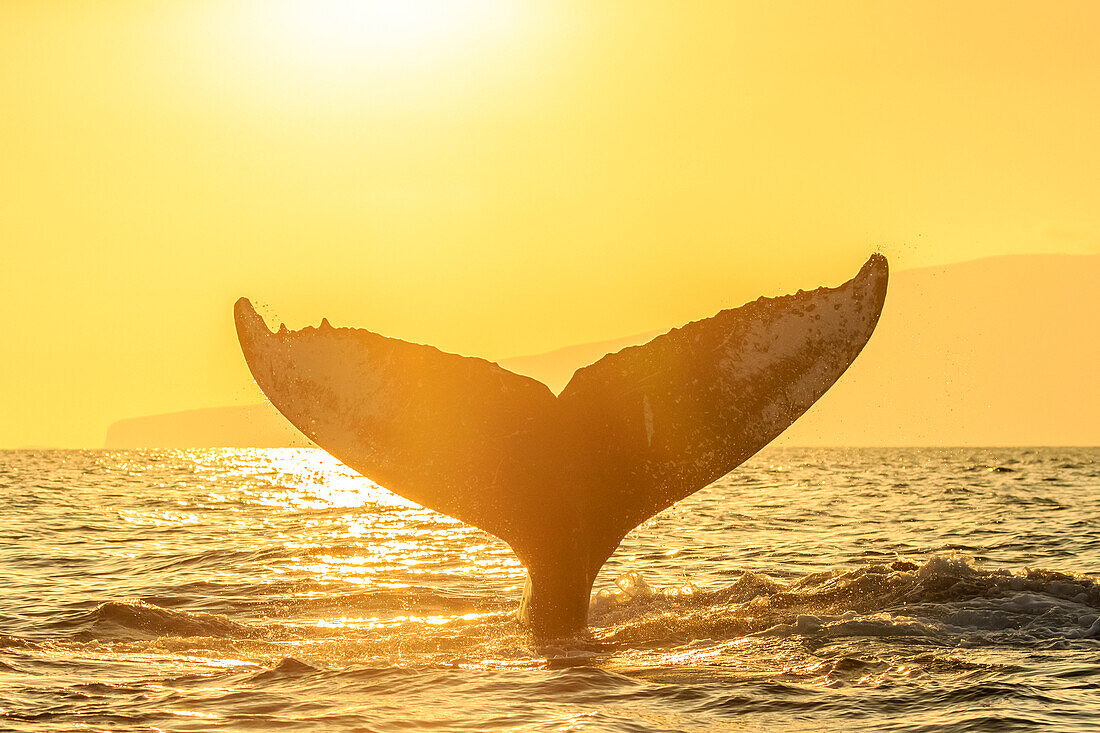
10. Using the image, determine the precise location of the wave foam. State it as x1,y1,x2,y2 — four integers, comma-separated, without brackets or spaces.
588,555,1100,647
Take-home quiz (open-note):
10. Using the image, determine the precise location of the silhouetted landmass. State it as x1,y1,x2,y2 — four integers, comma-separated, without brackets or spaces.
105,405,312,449
500,329,662,394
105,254,1099,448
773,253,1099,446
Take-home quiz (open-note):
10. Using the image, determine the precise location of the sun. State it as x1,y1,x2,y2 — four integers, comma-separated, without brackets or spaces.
258,0,519,67
178,0,551,117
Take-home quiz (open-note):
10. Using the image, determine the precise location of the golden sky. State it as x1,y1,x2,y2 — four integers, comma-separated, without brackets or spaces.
3,1,1099,447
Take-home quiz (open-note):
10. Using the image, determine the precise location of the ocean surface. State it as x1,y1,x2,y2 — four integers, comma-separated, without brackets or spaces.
1,447,1098,732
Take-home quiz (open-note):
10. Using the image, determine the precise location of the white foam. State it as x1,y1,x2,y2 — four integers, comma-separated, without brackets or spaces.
587,555,1100,647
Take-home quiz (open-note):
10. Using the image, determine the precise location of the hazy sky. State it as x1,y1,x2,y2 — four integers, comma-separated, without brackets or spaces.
3,1,1099,447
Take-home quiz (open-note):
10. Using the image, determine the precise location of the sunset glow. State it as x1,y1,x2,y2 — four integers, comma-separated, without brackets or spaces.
239,0,525,69
1,1,1098,448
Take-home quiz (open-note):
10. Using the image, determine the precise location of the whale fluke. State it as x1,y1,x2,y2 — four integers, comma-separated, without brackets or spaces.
235,254,888,636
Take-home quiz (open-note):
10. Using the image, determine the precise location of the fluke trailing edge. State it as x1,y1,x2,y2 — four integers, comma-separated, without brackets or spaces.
235,254,889,637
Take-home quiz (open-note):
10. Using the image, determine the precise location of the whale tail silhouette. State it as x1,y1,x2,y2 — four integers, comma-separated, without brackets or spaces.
235,254,888,636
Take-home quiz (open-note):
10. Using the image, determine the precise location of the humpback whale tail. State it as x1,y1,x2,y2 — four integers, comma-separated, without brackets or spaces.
235,254,888,637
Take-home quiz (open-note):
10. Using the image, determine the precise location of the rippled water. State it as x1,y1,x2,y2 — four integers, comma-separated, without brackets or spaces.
1,447,1098,732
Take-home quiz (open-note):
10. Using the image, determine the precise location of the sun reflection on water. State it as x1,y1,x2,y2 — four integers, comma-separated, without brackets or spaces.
201,449,527,634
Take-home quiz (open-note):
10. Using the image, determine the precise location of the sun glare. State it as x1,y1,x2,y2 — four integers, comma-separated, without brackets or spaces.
260,0,519,66
192,0,544,104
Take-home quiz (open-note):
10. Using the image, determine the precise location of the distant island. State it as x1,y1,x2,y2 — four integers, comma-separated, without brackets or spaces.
105,254,1099,448
105,404,313,449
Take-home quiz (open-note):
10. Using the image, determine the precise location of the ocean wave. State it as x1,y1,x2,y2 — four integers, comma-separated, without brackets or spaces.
18,553,1100,673
59,601,268,641
588,555,1100,648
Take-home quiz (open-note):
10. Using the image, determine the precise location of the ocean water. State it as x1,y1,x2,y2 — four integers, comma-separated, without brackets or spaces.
0,447,1098,732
